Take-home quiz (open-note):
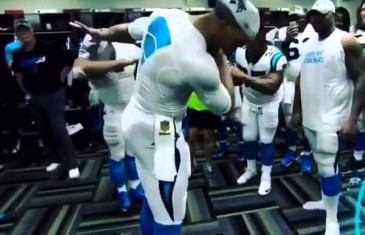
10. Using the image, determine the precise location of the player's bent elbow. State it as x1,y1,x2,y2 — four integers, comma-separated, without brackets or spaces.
207,98,232,116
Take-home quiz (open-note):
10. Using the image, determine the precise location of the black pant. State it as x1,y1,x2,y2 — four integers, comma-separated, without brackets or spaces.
187,108,221,129
0,76,23,151
28,89,77,170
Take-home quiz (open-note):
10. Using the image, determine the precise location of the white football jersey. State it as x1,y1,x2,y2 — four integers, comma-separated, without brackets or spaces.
300,29,353,132
235,45,287,105
266,24,316,81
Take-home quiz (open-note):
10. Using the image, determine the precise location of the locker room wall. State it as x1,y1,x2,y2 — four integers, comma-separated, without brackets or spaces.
0,0,317,13
0,0,359,24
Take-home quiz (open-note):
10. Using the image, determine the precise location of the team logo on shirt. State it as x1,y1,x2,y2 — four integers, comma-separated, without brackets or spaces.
20,56,46,68
159,120,171,135
303,51,324,64
229,0,246,13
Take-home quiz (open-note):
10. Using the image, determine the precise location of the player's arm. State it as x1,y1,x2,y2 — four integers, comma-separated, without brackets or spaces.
185,58,233,116
231,66,247,86
284,59,300,81
13,72,26,93
231,47,248,86
74,35,137,79
244,52,286,95
343,34,365,120
234,69,284,95
214,50,235,104
4,44,13,69
88,17,153,43
73,59,137,78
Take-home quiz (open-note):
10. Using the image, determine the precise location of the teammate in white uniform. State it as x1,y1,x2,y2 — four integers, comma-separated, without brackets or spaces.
233,29,286,195
74,35,144,211
291,1,365,234
267,6,317,174
70,1,260,234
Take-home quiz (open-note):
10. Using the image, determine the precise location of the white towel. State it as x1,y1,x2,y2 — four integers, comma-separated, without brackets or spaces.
153,115,177,182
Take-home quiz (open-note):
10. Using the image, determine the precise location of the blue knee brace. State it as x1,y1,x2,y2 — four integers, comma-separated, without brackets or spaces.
303,135,311,152
108,158,126,188
153,222,182,235
355,132,365,151
140,198,154,235
320,174,342,197
125,155,139,180
261,143,275,166
243,141,259,160
285,129,297,147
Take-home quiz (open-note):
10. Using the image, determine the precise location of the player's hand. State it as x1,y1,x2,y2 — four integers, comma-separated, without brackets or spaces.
69,21,101,42
289,111,301,131
286,25,299,40
341,116,358,140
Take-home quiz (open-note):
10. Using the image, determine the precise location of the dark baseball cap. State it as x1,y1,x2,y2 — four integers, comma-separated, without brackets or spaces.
14,19,33,31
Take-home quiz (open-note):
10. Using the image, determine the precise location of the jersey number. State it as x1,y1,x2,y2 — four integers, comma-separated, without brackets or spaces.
288,38,300,60
288,37,310,61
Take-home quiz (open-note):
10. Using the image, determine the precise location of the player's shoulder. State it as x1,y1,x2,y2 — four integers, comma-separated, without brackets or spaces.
277,27,287,41
180,50,215,69
234,46,249,68
264,46,285,63
234,46,247,60
150,8,187,19
179,51,218,81
340,31,361,50
265,27,279,41
5,40,22,52
267,45,282,55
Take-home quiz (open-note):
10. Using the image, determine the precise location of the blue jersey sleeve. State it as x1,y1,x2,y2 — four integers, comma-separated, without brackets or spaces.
270,51,287,72
4,41,22,65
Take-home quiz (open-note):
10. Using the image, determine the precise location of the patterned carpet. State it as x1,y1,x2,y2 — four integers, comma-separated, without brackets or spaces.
0,138,364,235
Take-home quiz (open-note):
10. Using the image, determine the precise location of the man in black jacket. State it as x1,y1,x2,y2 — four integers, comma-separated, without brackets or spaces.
12,19,80,179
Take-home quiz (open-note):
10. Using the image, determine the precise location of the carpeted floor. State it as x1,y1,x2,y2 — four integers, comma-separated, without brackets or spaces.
0,140,364,235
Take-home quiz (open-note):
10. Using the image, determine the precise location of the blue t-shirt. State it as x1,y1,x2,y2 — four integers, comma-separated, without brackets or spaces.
4,40,23,65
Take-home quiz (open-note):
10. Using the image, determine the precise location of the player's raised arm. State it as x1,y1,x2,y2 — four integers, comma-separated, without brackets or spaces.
69,16,154,43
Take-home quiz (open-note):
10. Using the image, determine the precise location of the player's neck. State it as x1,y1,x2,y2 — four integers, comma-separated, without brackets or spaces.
190,13,216,48
318,25,336,41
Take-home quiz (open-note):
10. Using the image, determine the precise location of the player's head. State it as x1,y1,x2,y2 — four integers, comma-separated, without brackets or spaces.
356,0,365,28
308,0,336,33
288,6,307,32
14,19,35,44
213,0,260,55
246,25,267,49
335,7,350,32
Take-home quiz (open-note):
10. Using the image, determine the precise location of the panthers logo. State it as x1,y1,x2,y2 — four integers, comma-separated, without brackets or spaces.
229,0,247,13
